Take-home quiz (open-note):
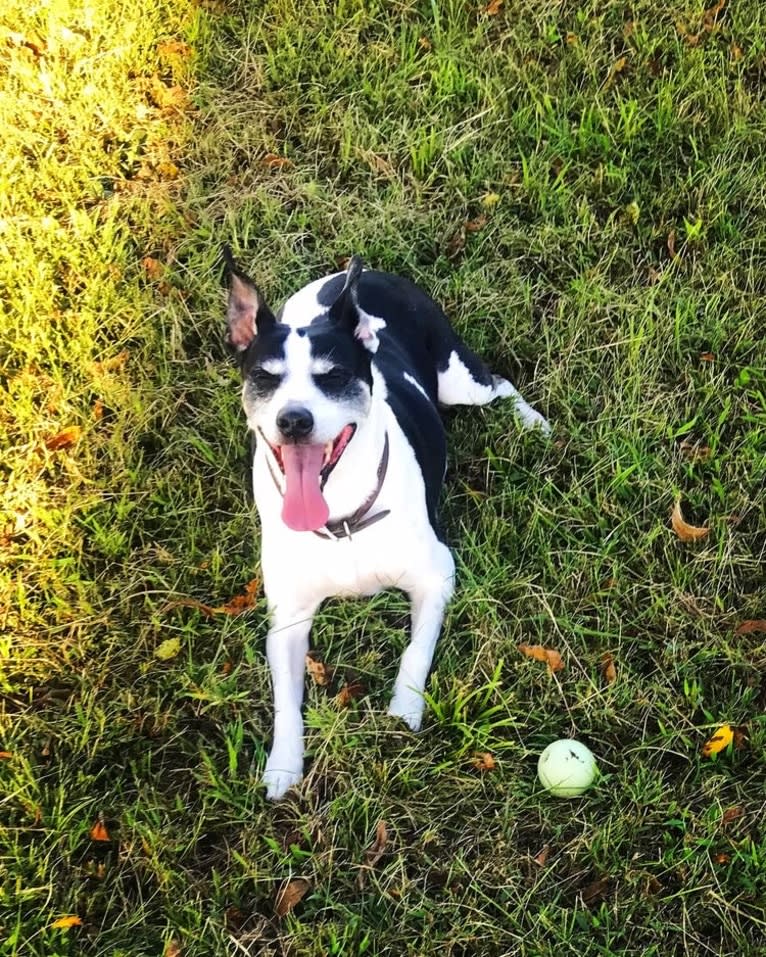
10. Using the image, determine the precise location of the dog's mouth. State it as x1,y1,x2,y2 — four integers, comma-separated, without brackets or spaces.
262,423,356,532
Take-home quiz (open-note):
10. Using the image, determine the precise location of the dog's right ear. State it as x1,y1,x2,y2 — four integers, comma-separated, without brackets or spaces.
222,245,276,351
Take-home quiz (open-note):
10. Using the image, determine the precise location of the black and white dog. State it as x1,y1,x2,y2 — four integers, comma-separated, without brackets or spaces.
224,251,550,800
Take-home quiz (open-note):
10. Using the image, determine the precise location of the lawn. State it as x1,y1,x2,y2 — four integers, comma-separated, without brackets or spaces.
1,0,765,954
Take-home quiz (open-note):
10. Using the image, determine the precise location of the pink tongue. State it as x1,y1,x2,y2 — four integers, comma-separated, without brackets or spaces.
280,444,329,531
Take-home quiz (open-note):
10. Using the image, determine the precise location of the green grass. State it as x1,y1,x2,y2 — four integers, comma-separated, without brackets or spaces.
2,0,765,954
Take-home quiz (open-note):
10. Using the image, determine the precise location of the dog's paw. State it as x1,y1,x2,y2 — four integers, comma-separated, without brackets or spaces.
387,692,424,732
491,377,551,435
263,753,303,801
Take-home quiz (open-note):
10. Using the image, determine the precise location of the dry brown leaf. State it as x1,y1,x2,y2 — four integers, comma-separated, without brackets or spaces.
335,680,365,708
600,652,617,685
730,41,743,61
150,77,190,112
161,597,216,618
418,35,432,51
517,643,564,673
699,351,715,362
464,214,489,232
734,620,766,635
581,876,611,907
0,751,12,759
89,819,110,842
142,257,164,281
714,852,731,865
721,806,745,827
485,0,504,14
667,229,677,258
445,229,466,259
92,399,104,420
214,577,260,615
51,916,82,929
164,939,183,957
45,425,82,450
469,751,496,772
264,153,293,170
306,652,332,686
533,844,551,867
155,161,180,180
671,500,709,542
274,878,310,918
357,820,388,888
91,350,129,374
679,439,712,463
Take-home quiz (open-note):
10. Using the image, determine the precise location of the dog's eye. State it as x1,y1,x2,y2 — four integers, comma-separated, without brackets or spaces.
250,368,281,390
314,367,353,390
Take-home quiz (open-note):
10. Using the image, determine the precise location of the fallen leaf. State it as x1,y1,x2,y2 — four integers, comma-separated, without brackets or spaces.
533,844,551,867
91,350,130,374
306,652,332,686
92,399,104,420
157,40,193,60
600,652,617,685
155,161,180,180
150,77,190,112
214,577,260,615
679,439,712,463
721,806,745,827
160,597,216,618
603,55,628,89
699,351,715,362
0,751,12,759
517,643,564,673
155,637,181,661
418,35,431,51
164,939,183,957
581,876,611,907
469,751,496,772
263,153,293,170
714,852,730,865
484,0,504,14
274,878,310,918
142,257,165,281
445,229,466,259
730,41,743,61
357,820,388,888
671,500,709,542
703,0,727,30
89,819,110,841
464,214,488,232
45,425,82,450
734,620,766,636
335,680,365,708
702,724,734,758
667,229,677,258
51,916,82,929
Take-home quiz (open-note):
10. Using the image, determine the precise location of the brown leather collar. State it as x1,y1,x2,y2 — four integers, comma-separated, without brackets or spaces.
264,432,390,541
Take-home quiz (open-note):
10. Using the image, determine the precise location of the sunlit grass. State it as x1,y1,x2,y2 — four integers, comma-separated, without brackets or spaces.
1,0,765,954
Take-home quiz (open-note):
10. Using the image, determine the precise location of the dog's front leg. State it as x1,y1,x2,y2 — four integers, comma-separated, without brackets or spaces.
388,544,455,731
263,602,318,800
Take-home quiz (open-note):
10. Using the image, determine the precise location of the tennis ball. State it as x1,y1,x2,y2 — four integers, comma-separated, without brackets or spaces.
537,739,598,797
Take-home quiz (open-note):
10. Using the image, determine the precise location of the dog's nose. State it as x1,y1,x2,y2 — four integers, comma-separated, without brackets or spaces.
276,405,314,440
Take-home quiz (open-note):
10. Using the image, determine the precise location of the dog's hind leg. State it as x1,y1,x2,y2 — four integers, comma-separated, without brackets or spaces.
436,340,551,434
388,543,455,730
262,600,319,800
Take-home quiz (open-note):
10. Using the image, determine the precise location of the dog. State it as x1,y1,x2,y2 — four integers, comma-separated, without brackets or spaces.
224,250,550,799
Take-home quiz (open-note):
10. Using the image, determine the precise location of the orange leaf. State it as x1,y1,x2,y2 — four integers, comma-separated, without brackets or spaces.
517,643,564,673
533,844,551,867
702,724,734,758
306,652,332,686
714,852,730,865
274,878,310,918
0,751,12,759
721,806,745,827
264,153,293,170
51,916,82,929
45,425,82,450
335,680,365,708
699,351,715,362
484,0,504,14
464,214,488,232
89,819,110,842
164,939,183,957
671,500,709,542
600,653,617,685
213,577,260,615
469,751,496,772
734,620,766,635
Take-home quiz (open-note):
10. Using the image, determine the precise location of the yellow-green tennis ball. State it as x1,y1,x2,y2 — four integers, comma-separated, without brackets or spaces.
537,739,598,797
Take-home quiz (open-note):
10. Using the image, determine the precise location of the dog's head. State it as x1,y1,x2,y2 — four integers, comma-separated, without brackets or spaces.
224,250,380,532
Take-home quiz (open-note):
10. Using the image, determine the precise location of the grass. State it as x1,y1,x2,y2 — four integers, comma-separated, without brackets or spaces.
1,0,765,953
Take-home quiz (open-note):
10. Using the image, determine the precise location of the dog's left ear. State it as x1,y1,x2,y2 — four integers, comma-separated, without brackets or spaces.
222,245,276,352
329,255,379,352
